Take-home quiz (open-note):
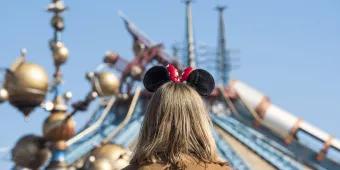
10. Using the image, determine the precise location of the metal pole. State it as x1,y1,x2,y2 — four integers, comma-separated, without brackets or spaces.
184,0,196,67
216,6,230,85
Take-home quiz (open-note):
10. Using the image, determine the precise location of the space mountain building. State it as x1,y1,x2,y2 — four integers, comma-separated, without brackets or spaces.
1,0,339,169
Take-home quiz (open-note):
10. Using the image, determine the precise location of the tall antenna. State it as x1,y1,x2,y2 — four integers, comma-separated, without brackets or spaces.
184,0,196,67
216,6,230,85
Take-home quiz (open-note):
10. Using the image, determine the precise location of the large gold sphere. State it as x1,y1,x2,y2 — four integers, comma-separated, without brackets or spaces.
93,72,120,96
52,42,69,66
83,144,131,170
91,144,130,161
12,134,51,169
0,88,8,103
86,158,113,170
4,62,49,116
43,111,75,142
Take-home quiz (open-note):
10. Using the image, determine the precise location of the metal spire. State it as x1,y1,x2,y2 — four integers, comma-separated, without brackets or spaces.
216,6,230,85
184,0,196,67
172,45,180,61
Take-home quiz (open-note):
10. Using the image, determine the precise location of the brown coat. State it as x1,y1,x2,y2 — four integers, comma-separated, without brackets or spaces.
123,163,231,170
123,161,231,170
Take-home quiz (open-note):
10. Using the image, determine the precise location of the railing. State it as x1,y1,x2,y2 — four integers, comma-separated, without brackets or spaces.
212,114,304,170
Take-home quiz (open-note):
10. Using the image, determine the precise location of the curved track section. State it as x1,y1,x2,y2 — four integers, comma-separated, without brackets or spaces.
64,88,142,164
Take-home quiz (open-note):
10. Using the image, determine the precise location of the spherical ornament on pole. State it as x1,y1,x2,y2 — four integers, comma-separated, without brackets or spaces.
51,15,65,31
63,91,73,102
0,88,8,103
12,134,51,169
43,112,76,143
4,62,49,117
43,96,75,143
92,72,120,96
103,51,119,65
52,41,69,67
130,65,143,79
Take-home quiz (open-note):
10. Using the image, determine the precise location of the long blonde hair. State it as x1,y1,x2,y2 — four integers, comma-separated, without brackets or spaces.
131,82,223,169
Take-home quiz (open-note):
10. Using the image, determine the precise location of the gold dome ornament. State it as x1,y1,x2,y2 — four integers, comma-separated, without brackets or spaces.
51,15,64,31
86,158,113,170
88,72,120,96
51,41,69,67
0,88,8,103
4,52,49,117
43,96,76,143
43,112,76,142
103,51,120,65
83,144,131,170
12,134,51,169
130,65,143,79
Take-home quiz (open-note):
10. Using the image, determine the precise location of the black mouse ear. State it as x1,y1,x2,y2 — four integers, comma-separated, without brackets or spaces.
143,66,170,92
187,69,215,96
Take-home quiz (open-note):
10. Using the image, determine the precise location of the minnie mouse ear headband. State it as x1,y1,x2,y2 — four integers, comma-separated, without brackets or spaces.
143,64,215,96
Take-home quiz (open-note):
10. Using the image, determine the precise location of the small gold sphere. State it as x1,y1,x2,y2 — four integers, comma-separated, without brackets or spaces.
12,134,50,169
93,72,120,96
52,42,69,66
51,15,64,31
63,91,73,101
5,62,49,116
0,88,8,103
43,111,75,142
103,51,119,65
84,144,131,170
130,65,143,79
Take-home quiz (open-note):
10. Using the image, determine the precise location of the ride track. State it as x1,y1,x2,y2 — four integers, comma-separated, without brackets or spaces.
58,10,340,170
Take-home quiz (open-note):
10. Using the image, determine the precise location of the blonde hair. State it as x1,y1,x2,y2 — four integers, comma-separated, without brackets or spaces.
131,82,223,169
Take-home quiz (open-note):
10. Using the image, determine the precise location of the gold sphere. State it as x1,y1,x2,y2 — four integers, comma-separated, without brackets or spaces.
5,62,49,116
0,88,8,103
12,134,50,169
43,111,75,142
130,65,143,79
63,91,73,101
86,158,112,170
94,72,120,96
84,144,131,170
52,42,69,66
103,51,119,65
91,144,129,160
51,15,64,31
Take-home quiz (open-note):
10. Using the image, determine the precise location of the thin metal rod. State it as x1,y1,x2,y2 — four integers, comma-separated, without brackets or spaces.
184,0,196,67
216,6,230,85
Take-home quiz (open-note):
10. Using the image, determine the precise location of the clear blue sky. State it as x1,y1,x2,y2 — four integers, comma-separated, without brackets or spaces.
0,0,339,168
